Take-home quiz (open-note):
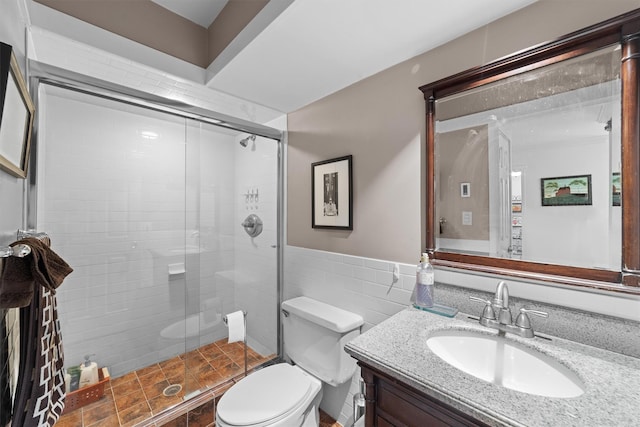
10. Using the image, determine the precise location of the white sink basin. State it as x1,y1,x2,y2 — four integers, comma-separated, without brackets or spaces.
427,329,585,398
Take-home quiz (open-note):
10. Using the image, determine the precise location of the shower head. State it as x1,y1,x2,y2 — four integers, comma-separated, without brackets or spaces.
239,134,256,147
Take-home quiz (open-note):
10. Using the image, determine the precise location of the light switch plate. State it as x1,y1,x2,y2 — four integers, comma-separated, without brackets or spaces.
462,211,472,225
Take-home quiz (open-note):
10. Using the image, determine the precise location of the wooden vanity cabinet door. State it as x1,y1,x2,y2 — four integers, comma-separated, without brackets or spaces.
376,417,395,427
360,363,489,427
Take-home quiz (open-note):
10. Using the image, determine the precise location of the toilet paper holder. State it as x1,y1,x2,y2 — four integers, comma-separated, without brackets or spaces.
223,310,248,378
222,310,247,327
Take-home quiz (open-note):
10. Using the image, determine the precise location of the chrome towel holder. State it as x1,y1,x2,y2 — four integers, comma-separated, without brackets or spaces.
0,229,50,258
0,244,31,258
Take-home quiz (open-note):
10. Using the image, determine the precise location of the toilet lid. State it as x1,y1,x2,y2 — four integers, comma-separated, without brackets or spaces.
217,364,313,426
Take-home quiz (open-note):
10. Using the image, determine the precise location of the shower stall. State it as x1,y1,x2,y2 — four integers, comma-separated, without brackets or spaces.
27,67,283,416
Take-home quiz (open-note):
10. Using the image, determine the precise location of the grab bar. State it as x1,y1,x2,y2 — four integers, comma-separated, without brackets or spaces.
0,229,50,258
0,244,31,258
17,229,49,240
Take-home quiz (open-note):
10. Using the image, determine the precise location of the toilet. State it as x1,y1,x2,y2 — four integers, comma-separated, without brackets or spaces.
216,296,364,427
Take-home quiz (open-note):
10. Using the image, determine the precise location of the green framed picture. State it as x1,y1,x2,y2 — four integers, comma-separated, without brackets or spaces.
541,174,592,206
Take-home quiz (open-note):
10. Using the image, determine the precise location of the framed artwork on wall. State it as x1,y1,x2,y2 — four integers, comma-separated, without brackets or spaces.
541,174,592,206
0,42,35,178
612,172,621,207
311,155,353,230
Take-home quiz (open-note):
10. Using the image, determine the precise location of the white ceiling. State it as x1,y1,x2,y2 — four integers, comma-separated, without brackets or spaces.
31,0,537,114
205,0,536,113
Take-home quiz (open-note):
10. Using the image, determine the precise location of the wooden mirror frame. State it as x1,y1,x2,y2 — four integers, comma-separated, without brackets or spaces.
419,9,640,291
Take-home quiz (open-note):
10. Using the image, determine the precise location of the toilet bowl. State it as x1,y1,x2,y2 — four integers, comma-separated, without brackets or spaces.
215,297,364,427
216,363,322,427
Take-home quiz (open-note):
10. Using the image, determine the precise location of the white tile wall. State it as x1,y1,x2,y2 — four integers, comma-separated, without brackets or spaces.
284,246,414,334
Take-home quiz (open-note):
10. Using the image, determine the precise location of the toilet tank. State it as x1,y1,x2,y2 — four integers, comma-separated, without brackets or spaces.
282,297,364,387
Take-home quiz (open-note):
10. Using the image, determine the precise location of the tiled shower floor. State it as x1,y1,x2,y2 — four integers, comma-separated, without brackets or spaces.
56,339,279,426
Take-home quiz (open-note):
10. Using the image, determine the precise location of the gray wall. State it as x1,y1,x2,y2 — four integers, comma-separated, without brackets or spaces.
0,0,30,410
286,0,640,264
437,126,490,241
0,0,29,246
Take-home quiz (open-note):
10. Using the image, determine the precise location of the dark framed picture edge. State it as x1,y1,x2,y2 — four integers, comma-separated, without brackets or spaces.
540,174,593,207
0,42,35,179
311,154,353,230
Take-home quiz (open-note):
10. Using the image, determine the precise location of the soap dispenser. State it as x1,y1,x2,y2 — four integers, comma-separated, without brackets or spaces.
78,354,99,389
415,253,435,308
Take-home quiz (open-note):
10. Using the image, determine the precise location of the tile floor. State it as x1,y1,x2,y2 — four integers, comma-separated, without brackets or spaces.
319,411,342,427
56,339,284,426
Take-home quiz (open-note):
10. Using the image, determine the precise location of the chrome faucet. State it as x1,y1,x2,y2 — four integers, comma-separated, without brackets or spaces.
470,281,548,338
493,280,512,326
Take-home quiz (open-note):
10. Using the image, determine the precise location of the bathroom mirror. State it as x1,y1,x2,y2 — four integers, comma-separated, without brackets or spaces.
420,10,640,289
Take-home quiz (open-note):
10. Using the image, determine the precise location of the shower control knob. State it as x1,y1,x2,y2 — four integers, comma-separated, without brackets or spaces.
241,214,263,238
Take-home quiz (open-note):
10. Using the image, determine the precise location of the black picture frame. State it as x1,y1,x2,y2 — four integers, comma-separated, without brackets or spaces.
0,42,35,179
311,155,353,230
540,174,592,206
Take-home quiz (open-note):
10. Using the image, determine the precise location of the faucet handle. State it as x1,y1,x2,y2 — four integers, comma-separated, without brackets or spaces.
515,307,548,329
469,296,496,321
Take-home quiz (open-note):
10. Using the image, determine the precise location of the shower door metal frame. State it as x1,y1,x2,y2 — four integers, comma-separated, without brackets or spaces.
25,59,286,364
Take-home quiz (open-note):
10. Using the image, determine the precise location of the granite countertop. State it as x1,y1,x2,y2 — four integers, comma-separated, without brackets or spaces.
344,307,640,427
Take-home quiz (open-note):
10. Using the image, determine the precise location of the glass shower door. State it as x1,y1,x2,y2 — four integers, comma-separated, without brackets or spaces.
38,85,190,380
37,83,279,421
182,120,279,398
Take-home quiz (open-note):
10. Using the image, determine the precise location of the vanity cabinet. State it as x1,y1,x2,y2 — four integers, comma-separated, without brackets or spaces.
359,362,489,427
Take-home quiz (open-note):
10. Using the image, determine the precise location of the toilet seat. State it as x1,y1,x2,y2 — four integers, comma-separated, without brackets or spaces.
216,363,318,426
